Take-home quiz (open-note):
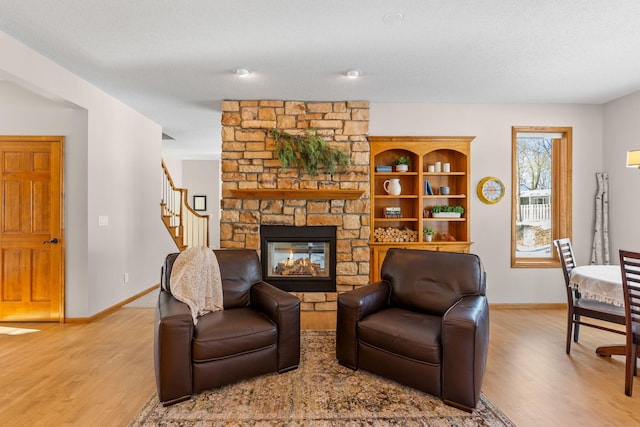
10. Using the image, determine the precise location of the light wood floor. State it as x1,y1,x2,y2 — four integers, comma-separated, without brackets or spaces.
0,306,638,426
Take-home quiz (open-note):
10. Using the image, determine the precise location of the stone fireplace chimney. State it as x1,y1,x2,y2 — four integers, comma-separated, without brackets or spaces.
220,100,370,321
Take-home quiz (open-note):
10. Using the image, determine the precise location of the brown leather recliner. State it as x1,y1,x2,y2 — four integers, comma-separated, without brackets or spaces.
336,248,489,412
154,249,300,406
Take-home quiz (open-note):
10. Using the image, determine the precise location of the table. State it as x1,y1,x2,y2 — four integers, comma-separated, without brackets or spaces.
569,264,638,357
569,265,624,307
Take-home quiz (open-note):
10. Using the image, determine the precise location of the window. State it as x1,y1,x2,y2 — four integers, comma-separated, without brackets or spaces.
511,127,572,268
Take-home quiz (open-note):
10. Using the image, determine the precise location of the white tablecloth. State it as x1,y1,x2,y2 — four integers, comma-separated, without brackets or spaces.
569,265,624,307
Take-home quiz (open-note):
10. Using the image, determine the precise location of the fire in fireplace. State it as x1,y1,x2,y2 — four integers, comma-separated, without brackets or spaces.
260,225,336,292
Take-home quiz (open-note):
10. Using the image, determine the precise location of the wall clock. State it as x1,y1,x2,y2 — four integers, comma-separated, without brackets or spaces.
477,177,505,204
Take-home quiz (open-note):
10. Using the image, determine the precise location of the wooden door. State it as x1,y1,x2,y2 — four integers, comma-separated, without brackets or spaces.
0,136,64,322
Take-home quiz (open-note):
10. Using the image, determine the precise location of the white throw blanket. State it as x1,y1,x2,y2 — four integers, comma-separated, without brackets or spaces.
170,247,223,325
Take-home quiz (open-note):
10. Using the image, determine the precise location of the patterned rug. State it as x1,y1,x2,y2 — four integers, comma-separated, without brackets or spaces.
131,330,514,426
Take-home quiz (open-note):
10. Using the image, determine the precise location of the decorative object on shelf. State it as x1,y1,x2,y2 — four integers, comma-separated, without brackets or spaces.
444,233,457,241
424,180,434,195
431,205,464,218
443,162,451,172
375,165,393,172
423,226,435,242
384,207,402,218
427,164,435,172
193,195,207,211
374,227,418,242
383,178,402,195
393,156,411,172
440,186,450,195
269,128,349,177
435,161,442,173
477,176,505,204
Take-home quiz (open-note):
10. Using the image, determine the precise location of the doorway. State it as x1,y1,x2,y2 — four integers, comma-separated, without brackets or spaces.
0,136,64,322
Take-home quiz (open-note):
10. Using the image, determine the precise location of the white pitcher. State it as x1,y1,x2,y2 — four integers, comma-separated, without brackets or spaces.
383,178,401,195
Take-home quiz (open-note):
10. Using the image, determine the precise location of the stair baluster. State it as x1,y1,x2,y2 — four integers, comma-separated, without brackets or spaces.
161,161,209,251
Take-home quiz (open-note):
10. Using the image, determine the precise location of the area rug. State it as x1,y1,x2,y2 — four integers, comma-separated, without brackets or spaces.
131,330,514,426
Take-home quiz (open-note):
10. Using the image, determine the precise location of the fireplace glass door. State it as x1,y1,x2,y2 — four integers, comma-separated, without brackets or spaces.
267,241,329,278
260,225,336,292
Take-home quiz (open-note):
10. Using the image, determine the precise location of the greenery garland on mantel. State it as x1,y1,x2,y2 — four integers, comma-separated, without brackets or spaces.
269,128,350,177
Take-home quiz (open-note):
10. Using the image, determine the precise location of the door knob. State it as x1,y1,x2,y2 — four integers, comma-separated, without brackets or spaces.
43,238,59,244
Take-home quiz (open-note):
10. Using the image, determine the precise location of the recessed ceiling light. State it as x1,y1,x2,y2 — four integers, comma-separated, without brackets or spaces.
345,69,362,79
383,11,404,24
234,68,252,77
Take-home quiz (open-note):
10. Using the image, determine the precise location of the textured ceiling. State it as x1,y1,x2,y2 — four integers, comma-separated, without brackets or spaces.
1,0,640,158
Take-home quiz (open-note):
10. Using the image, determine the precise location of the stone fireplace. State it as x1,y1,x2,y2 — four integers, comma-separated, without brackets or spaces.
220,100,370,315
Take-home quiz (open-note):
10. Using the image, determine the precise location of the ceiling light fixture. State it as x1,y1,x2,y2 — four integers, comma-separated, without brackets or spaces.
345,69,362,79
234,68,252,77
382,11,404,24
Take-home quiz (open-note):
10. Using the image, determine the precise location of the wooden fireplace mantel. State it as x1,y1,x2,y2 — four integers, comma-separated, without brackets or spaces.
230,189,364,200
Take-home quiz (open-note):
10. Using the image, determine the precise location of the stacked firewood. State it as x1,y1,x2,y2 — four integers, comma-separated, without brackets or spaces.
373,227,418,242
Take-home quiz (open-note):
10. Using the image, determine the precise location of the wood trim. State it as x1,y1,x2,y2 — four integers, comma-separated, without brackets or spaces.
299,303,569,329
230,189,364,200
64,284,159,323
511,127,572,268
489,303,566,310
368,136,475,144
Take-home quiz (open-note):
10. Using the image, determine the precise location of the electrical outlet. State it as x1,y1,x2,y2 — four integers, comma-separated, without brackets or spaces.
124,273,129,284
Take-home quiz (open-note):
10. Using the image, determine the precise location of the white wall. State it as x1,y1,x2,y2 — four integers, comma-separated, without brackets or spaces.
603,91,640,259
0,82,90,315
163,157,183,187
370,103,604,304
182,160,221,248
0,31,176,318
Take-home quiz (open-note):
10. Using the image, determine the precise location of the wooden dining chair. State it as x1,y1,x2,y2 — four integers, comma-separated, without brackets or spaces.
619,250,640,396
554,238,625,354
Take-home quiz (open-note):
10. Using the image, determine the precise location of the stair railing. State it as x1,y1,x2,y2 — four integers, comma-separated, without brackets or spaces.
161,160,209,251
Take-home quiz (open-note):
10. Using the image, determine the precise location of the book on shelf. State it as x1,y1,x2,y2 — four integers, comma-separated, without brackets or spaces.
424,181,433,195
384,207,402,218
376,165,393,172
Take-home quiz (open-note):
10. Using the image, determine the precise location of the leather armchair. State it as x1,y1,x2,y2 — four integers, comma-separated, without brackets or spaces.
154,249,300,406
336,248,489,412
